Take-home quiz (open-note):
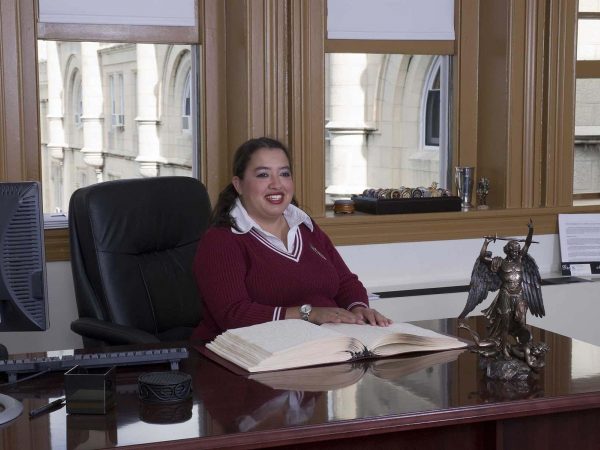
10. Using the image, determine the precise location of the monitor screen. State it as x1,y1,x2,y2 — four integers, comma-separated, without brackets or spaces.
0,182,48,331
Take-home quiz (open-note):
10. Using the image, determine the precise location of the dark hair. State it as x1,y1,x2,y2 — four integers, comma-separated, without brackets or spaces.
210,137,297,229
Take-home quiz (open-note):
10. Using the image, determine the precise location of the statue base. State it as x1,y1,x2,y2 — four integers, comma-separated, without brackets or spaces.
479,356,533,381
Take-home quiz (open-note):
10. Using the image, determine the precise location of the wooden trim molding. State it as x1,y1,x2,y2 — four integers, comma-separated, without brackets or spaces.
506,0,546,208
475,0,510,207
45,229,70,261
201,0,228,204
453,0,479,169
44,204,600,261
578,12,600,20
317,205,600,246
289,0,326,216
325,39,454,55
0,0,40,181
576,60,600,78
543,0,576,207
224,0,289,165
506,0,528,208
37,24,200,44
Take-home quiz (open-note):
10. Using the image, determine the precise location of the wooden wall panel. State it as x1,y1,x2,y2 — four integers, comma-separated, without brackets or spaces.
201,0,228,204
0,0,40,182
476,0,509,208
288,0,325,216
454,0,480,171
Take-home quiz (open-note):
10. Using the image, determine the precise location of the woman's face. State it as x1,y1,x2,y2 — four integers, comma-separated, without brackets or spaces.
232,148,294,226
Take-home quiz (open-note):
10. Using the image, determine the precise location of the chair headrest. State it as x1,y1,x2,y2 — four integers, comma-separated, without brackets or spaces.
70,177,210,254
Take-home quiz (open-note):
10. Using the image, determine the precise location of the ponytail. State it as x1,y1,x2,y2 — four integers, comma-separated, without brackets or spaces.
210,183,240,230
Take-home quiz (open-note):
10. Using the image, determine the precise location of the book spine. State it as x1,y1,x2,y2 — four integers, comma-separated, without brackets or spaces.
349,347,374,360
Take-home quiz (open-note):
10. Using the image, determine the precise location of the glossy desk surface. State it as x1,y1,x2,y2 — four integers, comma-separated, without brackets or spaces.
2,317,600,449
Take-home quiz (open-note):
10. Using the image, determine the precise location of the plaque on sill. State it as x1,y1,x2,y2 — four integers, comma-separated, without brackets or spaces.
351,195,462,215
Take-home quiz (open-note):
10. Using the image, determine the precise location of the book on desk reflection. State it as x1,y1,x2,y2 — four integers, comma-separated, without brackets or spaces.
248,349,465,391
204,319,467,373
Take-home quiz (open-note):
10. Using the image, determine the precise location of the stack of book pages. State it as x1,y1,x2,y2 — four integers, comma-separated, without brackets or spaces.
206,319,468,373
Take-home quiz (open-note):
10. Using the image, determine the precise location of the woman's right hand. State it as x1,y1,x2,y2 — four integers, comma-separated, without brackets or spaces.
308,307,358,325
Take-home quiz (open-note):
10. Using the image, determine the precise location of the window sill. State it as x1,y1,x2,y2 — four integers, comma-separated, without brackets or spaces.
45,204,600,261
45,228,71,261
315,204,600,246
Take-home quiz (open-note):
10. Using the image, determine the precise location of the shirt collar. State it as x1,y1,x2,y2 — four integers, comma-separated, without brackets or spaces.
230,197,313,234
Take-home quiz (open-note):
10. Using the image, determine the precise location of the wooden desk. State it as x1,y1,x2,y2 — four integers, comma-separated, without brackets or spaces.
1,317,600,449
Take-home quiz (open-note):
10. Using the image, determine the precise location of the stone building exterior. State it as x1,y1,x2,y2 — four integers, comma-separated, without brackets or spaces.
38,42,194,213
37,24,600,212
325,54,448,203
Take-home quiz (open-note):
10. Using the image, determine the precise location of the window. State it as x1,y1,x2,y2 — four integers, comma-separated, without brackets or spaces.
182,70,192,132
109,72,125,128
324,53,451,204
73,78,83,127
37,41,199,214
573,3,600,205
424,58,442,147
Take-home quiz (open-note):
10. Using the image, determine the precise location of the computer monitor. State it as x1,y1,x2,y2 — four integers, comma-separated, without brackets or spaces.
0,181,48,332
0,181,48,424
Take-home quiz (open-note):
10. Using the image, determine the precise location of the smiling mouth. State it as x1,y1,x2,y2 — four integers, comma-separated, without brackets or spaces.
265,194,284,204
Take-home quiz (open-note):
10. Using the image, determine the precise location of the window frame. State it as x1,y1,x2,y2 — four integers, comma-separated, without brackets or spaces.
0,0,228,261
287,0,597,245
3,0,600,260
573,11,600,200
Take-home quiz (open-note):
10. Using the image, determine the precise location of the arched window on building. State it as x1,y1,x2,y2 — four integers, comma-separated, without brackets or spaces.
74,78,83,128
424,61,441,147
420,55,451,187
182,70,192,132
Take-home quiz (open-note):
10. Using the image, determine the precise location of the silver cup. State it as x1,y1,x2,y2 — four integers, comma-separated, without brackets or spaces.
455,166,475,209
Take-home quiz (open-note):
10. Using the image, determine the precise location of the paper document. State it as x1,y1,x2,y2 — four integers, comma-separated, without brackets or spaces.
558,214,600,275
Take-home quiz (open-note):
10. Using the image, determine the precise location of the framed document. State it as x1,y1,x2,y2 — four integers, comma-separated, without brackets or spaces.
558,214,600,276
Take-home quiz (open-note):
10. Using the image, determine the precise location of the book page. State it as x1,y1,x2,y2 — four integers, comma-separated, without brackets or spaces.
322,322,465,353
207,320,362,372
224,319,344,354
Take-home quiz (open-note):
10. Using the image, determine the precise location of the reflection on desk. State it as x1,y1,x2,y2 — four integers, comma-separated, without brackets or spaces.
1,318,600,449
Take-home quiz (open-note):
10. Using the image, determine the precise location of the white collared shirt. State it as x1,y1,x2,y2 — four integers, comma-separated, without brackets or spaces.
230,197,313,253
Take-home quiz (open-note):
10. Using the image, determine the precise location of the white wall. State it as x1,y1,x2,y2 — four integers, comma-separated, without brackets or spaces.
1,233,598,354
1,261,82,354
338,232,561,290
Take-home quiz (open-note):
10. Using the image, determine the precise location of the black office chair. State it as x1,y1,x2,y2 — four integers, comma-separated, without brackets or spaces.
68,177,211,348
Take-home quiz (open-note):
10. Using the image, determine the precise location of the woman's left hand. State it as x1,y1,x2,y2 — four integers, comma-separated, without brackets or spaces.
350,306,392,327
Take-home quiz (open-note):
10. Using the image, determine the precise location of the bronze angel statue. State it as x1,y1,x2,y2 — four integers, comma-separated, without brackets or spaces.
458,220,548,370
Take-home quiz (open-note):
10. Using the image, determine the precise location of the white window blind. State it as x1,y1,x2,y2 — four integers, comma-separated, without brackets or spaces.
327,0,455,40
38,0,195,27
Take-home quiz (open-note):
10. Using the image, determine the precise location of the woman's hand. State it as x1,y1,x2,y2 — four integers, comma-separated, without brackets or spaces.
308,307,359,325
350,306,392,327
287,305,392,326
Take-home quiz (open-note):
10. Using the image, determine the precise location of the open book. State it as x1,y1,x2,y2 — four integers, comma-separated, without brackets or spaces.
249,348,465,391
205,319,467,373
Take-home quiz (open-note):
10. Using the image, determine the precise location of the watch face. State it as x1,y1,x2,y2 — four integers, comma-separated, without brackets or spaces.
300,304,311,314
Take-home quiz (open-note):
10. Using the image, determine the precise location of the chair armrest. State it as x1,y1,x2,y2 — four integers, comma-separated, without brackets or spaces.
71,318,161,345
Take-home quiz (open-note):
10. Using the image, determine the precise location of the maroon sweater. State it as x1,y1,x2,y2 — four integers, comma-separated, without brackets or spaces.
191,223,368,341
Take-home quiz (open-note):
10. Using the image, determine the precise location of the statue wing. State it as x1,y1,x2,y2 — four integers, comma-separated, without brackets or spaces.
523,253,545,317
459,255,502,319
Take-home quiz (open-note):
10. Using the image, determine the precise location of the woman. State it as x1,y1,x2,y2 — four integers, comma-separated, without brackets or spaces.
191,137,390,341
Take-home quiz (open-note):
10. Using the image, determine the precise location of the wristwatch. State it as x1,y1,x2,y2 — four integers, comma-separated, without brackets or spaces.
299,304,312,322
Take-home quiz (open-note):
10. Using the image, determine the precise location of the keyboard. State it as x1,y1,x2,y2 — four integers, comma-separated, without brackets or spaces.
0,347,189,383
